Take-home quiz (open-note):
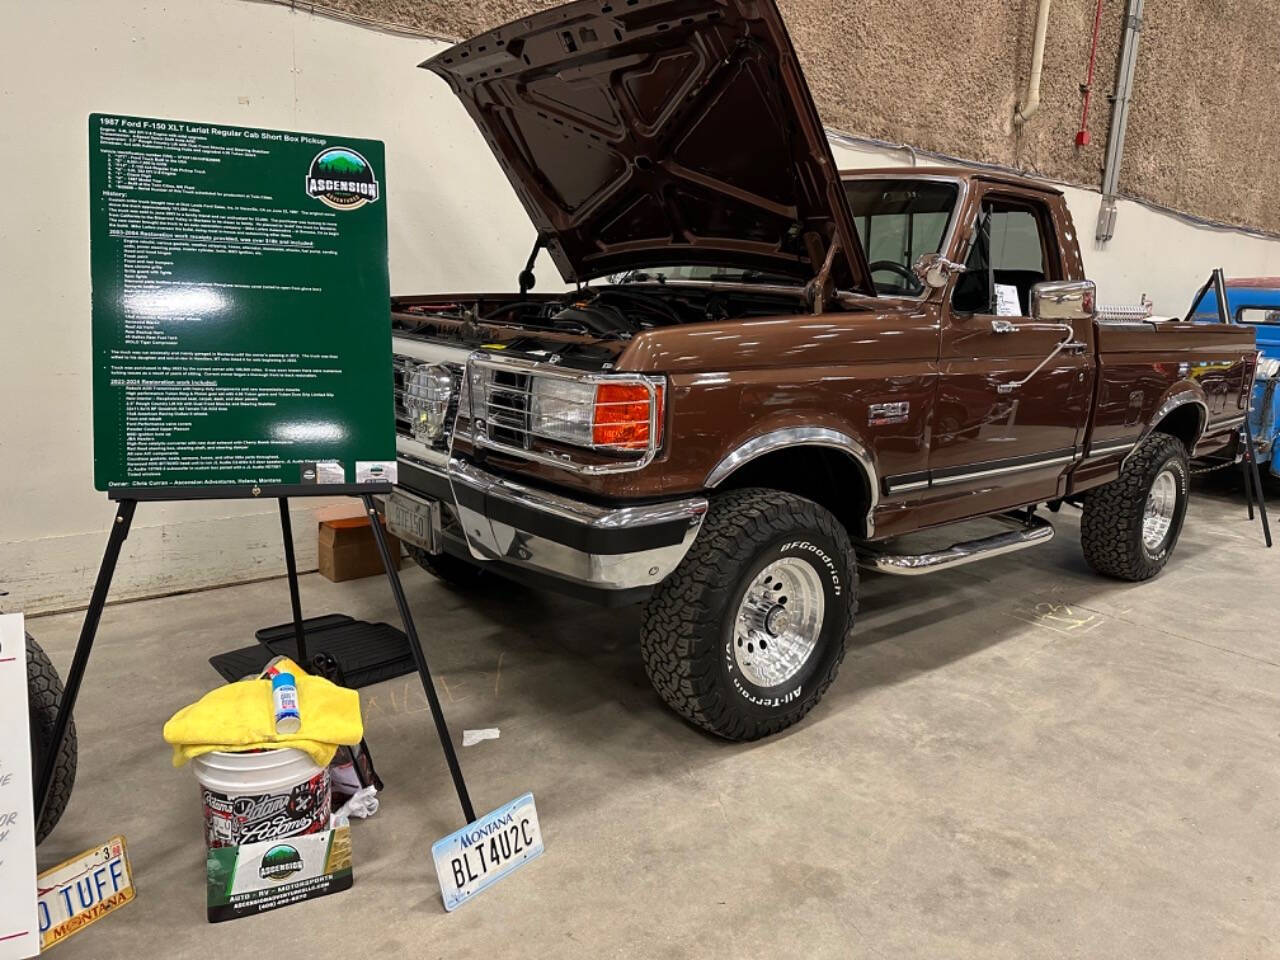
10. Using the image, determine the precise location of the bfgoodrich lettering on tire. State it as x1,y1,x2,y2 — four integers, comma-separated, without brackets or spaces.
1081,432,1190,581
639,488,857,741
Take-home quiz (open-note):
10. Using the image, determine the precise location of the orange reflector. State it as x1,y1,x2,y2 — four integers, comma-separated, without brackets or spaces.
593,382,663,450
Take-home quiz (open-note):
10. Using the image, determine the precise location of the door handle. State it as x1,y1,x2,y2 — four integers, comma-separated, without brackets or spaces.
990,319,1075,336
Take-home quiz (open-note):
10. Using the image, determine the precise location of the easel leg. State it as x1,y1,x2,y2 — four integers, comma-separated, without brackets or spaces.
36,499,136,823
1240,420,1272,547
279,498,308,661
1243,456,1256,520
361,496,476,824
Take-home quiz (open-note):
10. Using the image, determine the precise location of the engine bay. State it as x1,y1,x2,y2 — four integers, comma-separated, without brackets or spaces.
391,281,811,346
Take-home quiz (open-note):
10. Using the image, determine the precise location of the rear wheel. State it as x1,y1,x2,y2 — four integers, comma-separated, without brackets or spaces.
406,546,488,589
640,488,857,741
1081,432,1190,581
27,632,77,844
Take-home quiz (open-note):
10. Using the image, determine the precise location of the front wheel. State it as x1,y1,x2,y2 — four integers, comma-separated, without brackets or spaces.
640,488,857,741
1081,432,1190,581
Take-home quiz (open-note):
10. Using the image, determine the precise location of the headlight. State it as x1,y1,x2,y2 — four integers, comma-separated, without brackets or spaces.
530,378,596,447
530,377,664,451
1258,357,1280,381
404,363,454,442
468,361,664,453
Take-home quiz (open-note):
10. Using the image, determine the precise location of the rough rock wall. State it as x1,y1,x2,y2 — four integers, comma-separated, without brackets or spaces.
299,0,1280,233
1121,0,1280,234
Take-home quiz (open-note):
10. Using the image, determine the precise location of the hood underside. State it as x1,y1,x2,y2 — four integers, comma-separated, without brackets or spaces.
422,0,875,295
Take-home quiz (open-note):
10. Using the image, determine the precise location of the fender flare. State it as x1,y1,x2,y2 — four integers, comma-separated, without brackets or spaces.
1124,387,1208,468
704,427,880,536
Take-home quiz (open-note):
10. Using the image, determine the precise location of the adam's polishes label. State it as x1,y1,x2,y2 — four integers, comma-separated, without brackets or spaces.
201,768,330,848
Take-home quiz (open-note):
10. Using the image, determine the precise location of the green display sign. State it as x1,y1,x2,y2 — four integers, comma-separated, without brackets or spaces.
89,113,394,495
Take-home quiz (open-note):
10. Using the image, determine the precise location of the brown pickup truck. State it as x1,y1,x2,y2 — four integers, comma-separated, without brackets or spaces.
386,0,1256,740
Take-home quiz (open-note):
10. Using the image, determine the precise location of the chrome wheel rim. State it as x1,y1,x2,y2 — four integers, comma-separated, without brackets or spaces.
733,557,825,688
1142,468,1178,550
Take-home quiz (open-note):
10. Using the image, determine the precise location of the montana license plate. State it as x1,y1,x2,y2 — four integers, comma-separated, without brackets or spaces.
37,836,135,950
432,793,544,911
386,491,441,552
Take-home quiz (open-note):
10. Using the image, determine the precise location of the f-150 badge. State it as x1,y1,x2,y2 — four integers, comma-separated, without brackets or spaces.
869,401,910,426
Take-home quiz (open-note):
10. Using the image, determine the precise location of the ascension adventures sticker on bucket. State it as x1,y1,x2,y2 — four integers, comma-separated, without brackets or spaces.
207,826,352,922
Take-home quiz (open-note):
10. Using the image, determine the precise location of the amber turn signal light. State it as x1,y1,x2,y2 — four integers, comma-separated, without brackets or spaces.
593,382,664,451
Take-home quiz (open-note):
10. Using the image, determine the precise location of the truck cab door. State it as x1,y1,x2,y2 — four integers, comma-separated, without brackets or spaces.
927,188,1093,515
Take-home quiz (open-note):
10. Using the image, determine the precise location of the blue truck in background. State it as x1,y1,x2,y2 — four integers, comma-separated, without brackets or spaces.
1191,278,1280,479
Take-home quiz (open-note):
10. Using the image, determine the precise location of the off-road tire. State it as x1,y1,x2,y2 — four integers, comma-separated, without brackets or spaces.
1081,432,1190,581
406,546,488,589
640,488,858,741
27,632,77,844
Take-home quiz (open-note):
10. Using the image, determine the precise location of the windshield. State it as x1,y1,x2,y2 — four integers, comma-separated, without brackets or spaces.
1190,289,1280,325
843,178,960,296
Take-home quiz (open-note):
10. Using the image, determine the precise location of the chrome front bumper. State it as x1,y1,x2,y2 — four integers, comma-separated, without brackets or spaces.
398,452,707,593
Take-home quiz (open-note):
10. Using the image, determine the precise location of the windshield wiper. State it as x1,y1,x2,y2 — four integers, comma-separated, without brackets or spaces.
616,270,667,285
704,270,793,285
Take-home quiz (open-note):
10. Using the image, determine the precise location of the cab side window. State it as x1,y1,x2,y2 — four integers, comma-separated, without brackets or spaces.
952,197,1056,315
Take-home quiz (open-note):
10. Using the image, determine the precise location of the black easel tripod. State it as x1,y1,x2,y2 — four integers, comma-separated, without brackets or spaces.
34,487,477,833
1199,268,1272,548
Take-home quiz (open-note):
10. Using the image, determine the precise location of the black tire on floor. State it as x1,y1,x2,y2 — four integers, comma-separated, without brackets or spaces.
1081,432,1190,581
406,546,488,588
640,488,857,741
27,632,77,844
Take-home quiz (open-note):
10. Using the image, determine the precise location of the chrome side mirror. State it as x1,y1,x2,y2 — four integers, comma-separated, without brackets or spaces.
1031,279,1096,322
913,252,966,289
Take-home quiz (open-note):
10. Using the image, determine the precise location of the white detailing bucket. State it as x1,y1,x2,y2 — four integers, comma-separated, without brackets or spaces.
192,748,331,849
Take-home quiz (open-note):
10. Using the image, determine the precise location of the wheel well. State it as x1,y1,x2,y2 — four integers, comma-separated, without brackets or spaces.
1152,402,1203,452
712,447,873,538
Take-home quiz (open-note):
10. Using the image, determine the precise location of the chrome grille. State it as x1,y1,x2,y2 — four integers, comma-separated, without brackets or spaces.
483,369,533,449
467,353,663,475
393,355,462,452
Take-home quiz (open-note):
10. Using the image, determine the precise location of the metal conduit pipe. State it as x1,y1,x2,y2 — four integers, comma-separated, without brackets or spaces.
1096,0,1145,242
1014,0,1053,124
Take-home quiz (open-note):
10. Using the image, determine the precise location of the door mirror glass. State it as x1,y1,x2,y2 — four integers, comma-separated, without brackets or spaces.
1031,280,1096,322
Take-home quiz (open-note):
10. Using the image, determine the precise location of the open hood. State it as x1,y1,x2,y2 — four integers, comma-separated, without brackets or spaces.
421,0,875,295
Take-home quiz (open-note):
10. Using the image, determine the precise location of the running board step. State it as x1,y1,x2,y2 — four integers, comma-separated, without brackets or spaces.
862,515,1055,576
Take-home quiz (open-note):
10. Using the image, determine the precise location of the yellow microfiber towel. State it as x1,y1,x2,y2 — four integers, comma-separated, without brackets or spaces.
163,658,362,768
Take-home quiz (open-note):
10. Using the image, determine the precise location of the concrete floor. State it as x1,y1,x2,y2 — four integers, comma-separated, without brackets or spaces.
26,477,1280,959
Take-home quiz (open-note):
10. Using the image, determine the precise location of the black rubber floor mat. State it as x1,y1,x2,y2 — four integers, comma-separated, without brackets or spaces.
255,614,355,645
209,615,414,688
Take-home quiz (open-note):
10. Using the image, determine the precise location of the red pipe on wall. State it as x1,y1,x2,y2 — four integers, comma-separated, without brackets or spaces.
1076,0,1106,146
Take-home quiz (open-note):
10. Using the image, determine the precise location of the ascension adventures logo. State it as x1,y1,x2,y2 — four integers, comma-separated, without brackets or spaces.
258,844,304,882
305,147,379,210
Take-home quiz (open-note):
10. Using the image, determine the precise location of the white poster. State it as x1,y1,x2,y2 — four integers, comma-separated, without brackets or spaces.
0,613,39,959
994,283,1023,317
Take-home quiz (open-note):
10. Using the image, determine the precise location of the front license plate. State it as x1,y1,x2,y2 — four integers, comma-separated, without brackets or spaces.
432,793,544,912
386,491,441,552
